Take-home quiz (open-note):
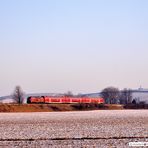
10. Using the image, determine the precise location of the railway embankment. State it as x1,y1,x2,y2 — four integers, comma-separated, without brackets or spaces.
0,103,125,112
1,103,147,112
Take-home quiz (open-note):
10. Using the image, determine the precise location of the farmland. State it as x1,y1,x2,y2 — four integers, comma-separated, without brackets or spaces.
0,110,147,147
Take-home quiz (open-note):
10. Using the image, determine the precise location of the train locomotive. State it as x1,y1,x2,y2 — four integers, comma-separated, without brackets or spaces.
27,96,104,104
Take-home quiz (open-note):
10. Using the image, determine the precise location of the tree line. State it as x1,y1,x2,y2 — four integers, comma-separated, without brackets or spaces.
11,86,133,104
100,86,133,104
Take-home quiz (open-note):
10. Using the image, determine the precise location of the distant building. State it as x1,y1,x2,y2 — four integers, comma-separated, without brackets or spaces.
131,88,148,104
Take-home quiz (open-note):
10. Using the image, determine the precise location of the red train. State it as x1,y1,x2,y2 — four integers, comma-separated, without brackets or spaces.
27,96,104,104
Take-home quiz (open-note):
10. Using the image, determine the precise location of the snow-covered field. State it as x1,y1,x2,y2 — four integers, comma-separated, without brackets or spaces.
0,110,147,147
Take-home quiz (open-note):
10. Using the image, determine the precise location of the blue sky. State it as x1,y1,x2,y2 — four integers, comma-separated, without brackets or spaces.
0,0,148,95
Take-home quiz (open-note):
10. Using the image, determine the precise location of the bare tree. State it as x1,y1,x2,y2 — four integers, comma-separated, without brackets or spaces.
12,86,24,104
64,91,73,97
120,88,132,104
101,87,120,104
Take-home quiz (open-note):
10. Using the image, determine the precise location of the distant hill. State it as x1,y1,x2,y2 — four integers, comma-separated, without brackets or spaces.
0,95,14,103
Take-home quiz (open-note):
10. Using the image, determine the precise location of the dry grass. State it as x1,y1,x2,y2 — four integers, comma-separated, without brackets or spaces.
0,103,124,112
0,104,74,112
104,104,124,110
